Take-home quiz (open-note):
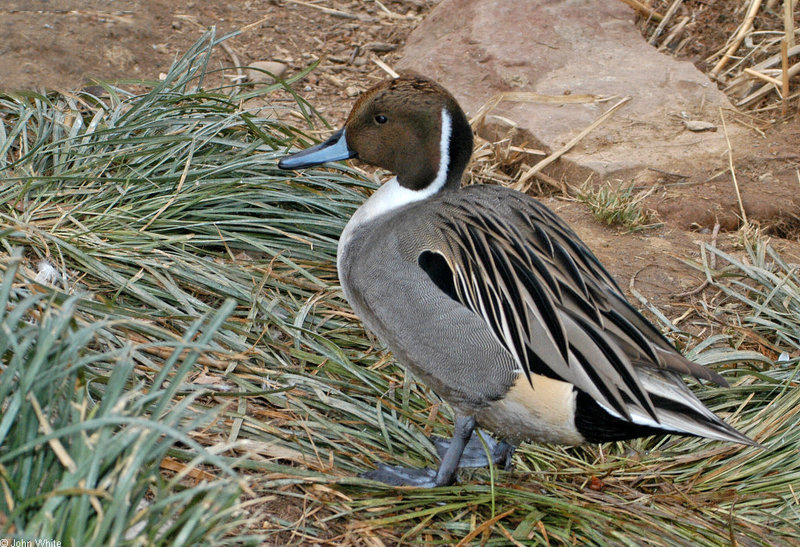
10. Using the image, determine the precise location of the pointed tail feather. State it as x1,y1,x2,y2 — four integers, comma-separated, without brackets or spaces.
633,370,761,447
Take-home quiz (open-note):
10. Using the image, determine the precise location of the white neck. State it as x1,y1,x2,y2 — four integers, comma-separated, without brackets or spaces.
337,107,453,269
350,108,452,225
427,106,453,197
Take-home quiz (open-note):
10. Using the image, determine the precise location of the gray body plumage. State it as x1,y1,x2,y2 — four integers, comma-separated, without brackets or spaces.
338,183,751,446
339,187,519,412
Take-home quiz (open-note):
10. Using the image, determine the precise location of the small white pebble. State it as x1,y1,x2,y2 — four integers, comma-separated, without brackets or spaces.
245,61,287,84
758,172,779,184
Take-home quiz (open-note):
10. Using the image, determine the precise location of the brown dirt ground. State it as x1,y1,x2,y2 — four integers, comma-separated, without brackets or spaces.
3,0,800,538
0,0,427,123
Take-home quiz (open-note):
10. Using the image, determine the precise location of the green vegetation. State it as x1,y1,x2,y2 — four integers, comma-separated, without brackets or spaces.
0,268,246,544
1,31,797,545
577,180,659,231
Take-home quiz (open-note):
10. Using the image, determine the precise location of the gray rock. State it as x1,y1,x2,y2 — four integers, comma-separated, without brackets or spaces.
246,61,287,84
683,120,717,132
397,0,744,180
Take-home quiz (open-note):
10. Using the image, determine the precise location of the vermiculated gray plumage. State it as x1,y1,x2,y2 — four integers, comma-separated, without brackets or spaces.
338,183,754,447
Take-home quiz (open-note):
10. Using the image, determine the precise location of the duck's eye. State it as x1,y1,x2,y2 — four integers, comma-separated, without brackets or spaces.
374,114,388,124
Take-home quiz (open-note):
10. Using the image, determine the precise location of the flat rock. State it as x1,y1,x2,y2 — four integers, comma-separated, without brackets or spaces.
397,0,745,181
246,61,287,84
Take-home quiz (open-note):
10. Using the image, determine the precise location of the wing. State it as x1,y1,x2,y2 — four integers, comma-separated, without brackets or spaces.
418,193,726,423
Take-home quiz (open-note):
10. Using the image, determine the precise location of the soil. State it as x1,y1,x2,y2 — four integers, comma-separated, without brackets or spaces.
2,0,800,537
0,0,427,123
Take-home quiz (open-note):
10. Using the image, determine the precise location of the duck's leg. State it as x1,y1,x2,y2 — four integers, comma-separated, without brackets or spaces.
362,415,478,487
433,431,516,470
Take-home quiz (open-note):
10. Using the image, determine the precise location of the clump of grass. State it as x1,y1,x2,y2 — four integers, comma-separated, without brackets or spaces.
1,29,798,545
0,254,248,544
694,228,800,357
638,0,800,117
577,180,660,231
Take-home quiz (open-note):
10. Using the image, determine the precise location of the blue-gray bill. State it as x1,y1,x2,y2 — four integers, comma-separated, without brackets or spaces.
278,128,356,169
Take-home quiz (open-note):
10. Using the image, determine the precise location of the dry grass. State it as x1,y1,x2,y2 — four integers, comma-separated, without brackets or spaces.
640,0,800,117
1,31,798,545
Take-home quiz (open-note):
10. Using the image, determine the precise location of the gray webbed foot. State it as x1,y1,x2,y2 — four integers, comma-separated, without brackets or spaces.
360,464,439,487
361,417,517,488
433,431,516,470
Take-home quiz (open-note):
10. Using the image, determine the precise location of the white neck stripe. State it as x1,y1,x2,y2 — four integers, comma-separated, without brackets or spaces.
429,106,452,195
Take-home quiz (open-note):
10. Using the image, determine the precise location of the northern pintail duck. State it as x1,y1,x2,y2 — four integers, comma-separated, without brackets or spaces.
279,74,756,487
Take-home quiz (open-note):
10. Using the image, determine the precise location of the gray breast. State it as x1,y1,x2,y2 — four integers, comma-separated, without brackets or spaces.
336,197,519,413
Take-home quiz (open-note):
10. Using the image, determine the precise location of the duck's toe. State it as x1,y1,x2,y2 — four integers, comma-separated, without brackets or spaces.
360,464,439,487
433,431,516,470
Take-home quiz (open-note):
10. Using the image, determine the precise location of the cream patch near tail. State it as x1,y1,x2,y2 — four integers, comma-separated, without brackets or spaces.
477,373,583,445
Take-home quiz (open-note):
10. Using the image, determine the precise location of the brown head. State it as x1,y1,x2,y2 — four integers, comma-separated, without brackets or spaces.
279,74,474,193
343,75,473,191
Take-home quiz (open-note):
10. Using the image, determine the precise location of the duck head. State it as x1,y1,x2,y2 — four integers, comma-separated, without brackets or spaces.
279,74,474,192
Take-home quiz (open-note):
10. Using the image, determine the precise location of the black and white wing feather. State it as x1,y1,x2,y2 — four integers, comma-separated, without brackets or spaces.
420,193,730,429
